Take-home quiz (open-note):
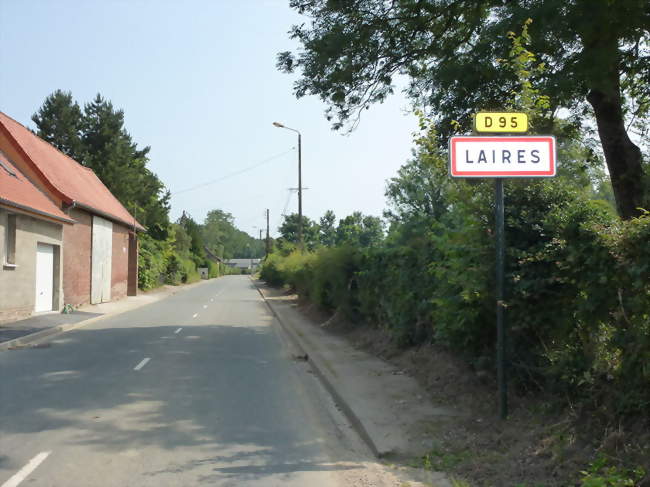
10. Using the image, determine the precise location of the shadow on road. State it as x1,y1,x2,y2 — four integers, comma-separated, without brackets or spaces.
0,315,360,483
0,311,102,344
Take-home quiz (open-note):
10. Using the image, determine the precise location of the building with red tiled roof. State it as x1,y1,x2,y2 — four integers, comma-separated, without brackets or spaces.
0,111,140,308
0,151,74,225
1,151,73,321
0,112,143,230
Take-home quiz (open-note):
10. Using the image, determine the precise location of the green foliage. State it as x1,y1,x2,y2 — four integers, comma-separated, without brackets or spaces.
176,212,206,266
260,114,650,416
32,91,171,240
308,246,362,316
499,19,550,117
259,253,286,286
319,210,337,246
207,261,220,279
336,212,384,247
31,90,84,160
279,1,649,218
278,213,320,250
579,456,646,487
31,92,261,290
138,234,169,291
137,230,202,289
202,209,264,259
420,448,471,472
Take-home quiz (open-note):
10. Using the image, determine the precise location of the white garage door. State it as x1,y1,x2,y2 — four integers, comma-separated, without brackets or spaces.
35,243,54,312
91,216,112,304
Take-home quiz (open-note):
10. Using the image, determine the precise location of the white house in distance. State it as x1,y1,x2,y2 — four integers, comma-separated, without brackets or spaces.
225,259,261,273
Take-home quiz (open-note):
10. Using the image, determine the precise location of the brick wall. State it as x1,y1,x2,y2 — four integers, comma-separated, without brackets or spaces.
111,223,129,300
127,233,138,296
62,207,92,306
60,210,134,306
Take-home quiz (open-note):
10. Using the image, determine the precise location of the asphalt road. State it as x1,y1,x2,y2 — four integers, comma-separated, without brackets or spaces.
0,276,388,487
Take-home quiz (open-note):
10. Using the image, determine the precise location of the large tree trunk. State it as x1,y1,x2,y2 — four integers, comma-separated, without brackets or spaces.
583,35,645,219
587,88,645,220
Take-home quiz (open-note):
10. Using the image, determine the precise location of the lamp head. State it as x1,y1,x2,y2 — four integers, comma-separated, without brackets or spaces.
272,122,284,128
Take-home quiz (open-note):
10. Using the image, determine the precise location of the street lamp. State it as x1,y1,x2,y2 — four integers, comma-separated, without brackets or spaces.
272,121,303,249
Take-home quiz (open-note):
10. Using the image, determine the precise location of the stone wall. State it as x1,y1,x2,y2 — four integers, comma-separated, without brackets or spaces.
0,208,64,322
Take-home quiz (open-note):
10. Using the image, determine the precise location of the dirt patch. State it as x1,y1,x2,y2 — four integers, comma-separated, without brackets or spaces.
293,296,650,487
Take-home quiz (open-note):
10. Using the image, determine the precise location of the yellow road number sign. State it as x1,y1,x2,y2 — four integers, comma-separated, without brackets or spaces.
475,112,528,133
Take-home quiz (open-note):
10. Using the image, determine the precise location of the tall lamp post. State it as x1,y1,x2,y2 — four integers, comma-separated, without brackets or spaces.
273,121,302,249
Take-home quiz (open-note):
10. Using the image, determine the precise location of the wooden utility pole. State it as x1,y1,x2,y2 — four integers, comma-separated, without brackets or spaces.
265,209,270,257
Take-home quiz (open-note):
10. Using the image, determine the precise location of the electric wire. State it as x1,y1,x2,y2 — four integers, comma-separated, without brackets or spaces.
281,189,293,217
171,147,296,195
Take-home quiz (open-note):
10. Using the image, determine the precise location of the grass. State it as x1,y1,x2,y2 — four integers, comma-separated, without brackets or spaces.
420,447,471,471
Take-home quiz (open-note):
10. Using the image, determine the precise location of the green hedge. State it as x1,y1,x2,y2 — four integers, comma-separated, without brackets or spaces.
138,233,207,289
260,193,650,415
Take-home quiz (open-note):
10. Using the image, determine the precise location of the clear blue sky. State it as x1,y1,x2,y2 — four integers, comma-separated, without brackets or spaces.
0,0,418,237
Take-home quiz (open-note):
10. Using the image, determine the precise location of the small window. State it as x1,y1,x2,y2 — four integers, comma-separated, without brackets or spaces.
5,213,16,265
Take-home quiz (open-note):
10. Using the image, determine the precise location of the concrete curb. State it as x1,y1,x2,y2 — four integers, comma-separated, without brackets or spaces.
251,278,382,458
0,278,213,352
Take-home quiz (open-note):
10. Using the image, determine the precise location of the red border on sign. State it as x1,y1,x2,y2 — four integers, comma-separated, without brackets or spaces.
449,136,556,177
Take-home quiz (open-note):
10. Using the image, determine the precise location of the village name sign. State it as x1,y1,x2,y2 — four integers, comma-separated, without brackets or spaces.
449,135,556,177
448,112,556,420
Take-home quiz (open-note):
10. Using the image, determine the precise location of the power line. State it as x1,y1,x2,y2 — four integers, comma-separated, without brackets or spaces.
281,189,293,217
171,147,296,195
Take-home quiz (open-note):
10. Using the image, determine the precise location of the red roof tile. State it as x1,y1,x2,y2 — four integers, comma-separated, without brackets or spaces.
0,150,74,224
0,112,144,230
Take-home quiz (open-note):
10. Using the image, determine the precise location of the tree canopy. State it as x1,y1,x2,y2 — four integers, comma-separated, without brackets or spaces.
278,213,320,250
32,90,84,161
32,91,171,239
278,0,649,218
202,209,264,259
336,211,384,247
319,210,337,246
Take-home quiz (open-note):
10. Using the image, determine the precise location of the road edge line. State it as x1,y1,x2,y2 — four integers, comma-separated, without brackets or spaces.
251,277,381,458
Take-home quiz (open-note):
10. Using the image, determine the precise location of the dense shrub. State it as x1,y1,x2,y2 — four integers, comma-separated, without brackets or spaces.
138,234,169,291
260,202,650,415
138,232,208,289
207,261,220,278
259,253,283,285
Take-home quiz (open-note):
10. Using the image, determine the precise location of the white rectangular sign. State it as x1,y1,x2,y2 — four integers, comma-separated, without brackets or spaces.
449,136,556,178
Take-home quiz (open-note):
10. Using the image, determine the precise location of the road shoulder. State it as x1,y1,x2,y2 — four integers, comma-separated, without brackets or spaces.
253,278,457,485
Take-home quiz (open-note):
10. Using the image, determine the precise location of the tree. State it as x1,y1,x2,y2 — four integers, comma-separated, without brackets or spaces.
202,209,233,258
201,209,264,259
278,213,320,250
32,92,171,239
319,210,337,246
32,90,84,161
278,0,649,218
336,211,384,247
82,94,147,201
178,212,205,264
83,94,171,239
384,119,451,227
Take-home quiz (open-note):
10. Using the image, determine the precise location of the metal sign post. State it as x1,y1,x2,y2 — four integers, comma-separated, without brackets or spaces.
449,115,556,419
495,177,507,419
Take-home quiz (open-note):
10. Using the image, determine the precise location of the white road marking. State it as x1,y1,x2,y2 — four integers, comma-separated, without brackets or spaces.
215,290,224,298
203,305,207,309
210,298,214,302
174,328,182,334
133,358,150,371
2,451,51,487
192,313,198,318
